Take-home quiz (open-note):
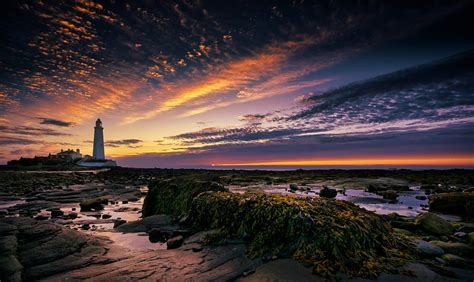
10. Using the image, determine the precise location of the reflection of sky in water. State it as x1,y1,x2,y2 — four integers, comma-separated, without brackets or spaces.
98,231,166,251
256,185,430,217
338,189,429,217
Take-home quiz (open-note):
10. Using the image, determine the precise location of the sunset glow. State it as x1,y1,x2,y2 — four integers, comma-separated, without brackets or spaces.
217,156,474,167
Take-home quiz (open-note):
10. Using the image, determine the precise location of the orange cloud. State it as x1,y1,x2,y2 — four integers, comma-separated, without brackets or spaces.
122,36,319,123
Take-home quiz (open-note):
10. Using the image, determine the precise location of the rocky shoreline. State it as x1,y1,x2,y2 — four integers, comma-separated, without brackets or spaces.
0,168,473,281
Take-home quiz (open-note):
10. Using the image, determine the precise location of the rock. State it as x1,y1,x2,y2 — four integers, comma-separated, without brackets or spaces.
148,228,166,243
414,240,444,256
441,254,469,268
122,200,128,204
457,226,474,233
468,232,474,246
430,241,474,257
81,223,90,230
0,255,23,281
192,245,203,252
0,235,17,254
101,214,112,219
415,212,453,236
366,182,410,192
429,192,474,215
379,190,398,200
0,222,18,235
142,180,227,217
289,184,298,191
79,198,106,212
319,187,337,198
0,217,107,280
34,215,49,220
415,195,427,201
113,219,126,228
50,209,64,218
167,235,184,249
187,191,406,277
66,212,78,219
454,231,467,238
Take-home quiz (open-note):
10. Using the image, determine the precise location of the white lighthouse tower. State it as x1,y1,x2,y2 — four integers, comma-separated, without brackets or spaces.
78,118,116,167
92,118,105,160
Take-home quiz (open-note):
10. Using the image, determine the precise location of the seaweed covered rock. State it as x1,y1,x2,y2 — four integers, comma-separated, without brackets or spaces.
142,179,227,217
187,191,407,277
415,212,453,236
429,192,474,215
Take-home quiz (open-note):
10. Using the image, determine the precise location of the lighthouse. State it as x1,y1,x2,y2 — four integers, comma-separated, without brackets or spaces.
92,118,105,160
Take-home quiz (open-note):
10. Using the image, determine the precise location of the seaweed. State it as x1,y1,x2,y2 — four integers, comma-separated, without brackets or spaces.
142,179,227,217
187,191,411,278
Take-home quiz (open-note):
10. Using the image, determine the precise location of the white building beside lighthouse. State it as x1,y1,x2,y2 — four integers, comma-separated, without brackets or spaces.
79,118,117,167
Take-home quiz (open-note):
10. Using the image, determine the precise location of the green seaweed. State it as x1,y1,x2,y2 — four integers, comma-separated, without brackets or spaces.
142,179,227,217
187,191,410,278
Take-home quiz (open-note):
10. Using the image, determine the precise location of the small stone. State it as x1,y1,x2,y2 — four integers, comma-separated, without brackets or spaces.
113,219,126,228
71,207,76,211
102,214,112,219
81,223,90,230
415,240,444,256
441,254,468,268
319,187,337,198
167,235,184,249
468,232,474,246
454,231,467,238
50,209,64,218
192,245,203,252
148,228,166,243
430,241,474,256
289,184,298,191
415,196,427,201
379,190,398,200
67,212,78,219
34,214,49,220
434,257,445,264
122,200,128,204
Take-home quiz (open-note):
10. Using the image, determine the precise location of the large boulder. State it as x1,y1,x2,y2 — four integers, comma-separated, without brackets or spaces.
142,179,227,217
415,212,453,236
187,191,405,278
0,217,107,281
429,192,474,215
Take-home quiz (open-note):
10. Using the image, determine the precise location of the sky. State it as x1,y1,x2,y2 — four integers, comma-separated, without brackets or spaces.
0,0,473,168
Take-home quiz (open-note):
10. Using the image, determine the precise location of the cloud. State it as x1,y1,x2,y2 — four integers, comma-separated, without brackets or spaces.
38,117,75,127
0,125,71,136
106,139,143,148
163,51,474,151
0,137,42,145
